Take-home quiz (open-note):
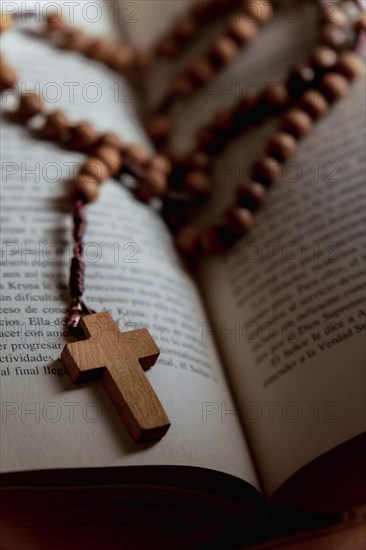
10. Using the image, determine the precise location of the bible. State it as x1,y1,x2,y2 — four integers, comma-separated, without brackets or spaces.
1,1,365,548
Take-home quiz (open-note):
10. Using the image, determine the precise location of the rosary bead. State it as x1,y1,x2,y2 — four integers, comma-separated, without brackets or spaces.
209,36,239,67
45,12,65,31
81,157,111,183
261,82,289,111
169,74,195,97
237,181,266,211
155,36,178,58
281,107,313,139
59,29,91,53
267,131,298,161
192,2,213,24
107,46,134,73
297,89,329,120
124,143,151,167
213,109,236,134
85,38,117,63
176,224,201,257
252,156,282,186
200,226,236,255
310,45,338,73
356,12,366,32
227,17,258,45
196,128,218,153
133,50,153,71
320,3,347,26
320,72,349,102
98,132,124,151
16,93,44,121
140,168,168,198
40,110,69,140
0,63,17,92
66,122,99,151
286,64,316,97
187,56,215,85
336,52,365,80
94,145,123,175
0,12,13,33
173,14,197,41
150,155,172,175
321,24,353,51
183,170,210,197
242,0,273,24
224,206,253,235
69,175,99,203
145,115,172,145
185,151,210,171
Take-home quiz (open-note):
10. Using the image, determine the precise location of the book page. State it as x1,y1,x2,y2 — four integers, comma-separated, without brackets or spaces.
0,5,259,489
200,78,366,496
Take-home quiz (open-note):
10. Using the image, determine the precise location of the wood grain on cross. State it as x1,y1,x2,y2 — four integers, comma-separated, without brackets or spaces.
61,312,170,443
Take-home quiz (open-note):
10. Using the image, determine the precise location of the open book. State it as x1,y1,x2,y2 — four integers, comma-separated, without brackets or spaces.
1,1,365,547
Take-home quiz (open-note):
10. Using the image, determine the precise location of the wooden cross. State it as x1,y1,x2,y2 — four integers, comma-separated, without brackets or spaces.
61,312,170,443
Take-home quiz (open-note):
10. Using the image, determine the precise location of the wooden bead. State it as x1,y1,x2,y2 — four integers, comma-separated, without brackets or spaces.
16,93,44,121
187,56,215,85
242,0,273,24
321,3,347,26
0,63,17,92
134,50,153,71
140,168,168,198
81,157,111,183
310,45,338,72
99,132,124,151
85,38,116,63
183,171,210,196
192,2,213,23
155,36,178,58
176,225,200,257
320,72,349,102
336,52,364,80
0,12,13,33
94,145,123,175
213,109,236,134
224,207,253,235
209,36,239,67
281,108,313,139
145,116,171,145
237,181,266,211
196,128,218,152
236,89,260,116
321,24,353,51
174,15,197,40
66,122,99,151
40,110,69,140
124,143,151,167
69,175,99,203
59,29,91,53
45,12,65,31
267,132,298,161
185,151,210,171
107,47,134,73
261,82,289,111
286,64,316,97
227,17,258,45
200,226,236,255
297,89,328,120
169,74,195,97
356,12,366,32
252,156,282,186
150,155,172,175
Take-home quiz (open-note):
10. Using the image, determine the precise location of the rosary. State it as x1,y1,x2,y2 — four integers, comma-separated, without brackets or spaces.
1,0,364,442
